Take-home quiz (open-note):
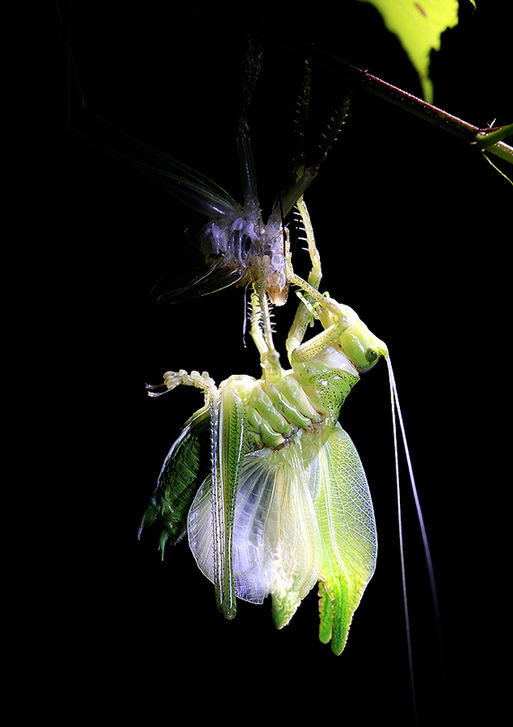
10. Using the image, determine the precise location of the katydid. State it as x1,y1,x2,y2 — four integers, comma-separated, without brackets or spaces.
138,198,427,656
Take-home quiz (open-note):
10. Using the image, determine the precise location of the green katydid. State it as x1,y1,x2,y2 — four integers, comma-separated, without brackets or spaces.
139,197,432,655
55,12,436,654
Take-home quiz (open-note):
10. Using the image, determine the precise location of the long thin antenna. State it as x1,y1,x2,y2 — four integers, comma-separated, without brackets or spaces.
387,356,442,630
387,356,418,726
386,354,445,724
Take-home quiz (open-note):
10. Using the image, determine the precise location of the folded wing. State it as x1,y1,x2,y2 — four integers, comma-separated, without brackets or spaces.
314,423,377,654
187,421,376,653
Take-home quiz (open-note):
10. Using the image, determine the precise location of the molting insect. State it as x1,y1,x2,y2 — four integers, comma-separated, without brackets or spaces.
140,197,422,655
57,4,435,659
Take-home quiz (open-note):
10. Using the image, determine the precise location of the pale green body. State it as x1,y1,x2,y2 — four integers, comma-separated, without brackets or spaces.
220,343,358,451
141,199,388,654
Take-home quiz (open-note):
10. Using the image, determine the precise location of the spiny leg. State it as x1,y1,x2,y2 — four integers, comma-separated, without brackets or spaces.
283,205,358,365
276,93,353,220
286,266,386,369
286,197,326,356
250,281,282,382
297,197,322,291
289,304,350,365
285,236,339,320
249,287,268,358
278,59,312,212
286,279,354,365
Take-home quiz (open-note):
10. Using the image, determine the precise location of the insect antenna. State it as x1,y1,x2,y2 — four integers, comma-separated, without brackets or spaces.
385,354,443,723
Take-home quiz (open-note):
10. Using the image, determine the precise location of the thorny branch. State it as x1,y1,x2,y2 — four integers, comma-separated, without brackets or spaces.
278,41,513,169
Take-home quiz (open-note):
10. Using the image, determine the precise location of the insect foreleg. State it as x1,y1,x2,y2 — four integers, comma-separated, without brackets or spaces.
250,282,282,383
249,288,268,358
297,198,322,291
285,257,335,320
289,318,349,365
286,198,323,356
284,220,354,368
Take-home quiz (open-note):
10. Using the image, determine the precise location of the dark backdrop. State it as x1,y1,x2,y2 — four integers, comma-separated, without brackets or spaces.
44,2,510,724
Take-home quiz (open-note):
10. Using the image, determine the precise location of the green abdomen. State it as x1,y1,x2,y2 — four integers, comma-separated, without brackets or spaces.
224,347,359,451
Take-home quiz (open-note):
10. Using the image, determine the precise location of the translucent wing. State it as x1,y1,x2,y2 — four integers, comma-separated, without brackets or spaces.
151,259,244,305
73,107,248,303
76,106,239,218
187,420,375,650
187,436,323,628
313,422,377,654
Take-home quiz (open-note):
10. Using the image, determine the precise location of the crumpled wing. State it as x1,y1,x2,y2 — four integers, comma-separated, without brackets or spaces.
152,259,244,305
138,407,210,556
76,103,240,219
187,421,375,651
313,422,377,654
187,437,323,628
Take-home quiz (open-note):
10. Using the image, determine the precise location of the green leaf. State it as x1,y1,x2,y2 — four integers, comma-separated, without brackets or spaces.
359,0,464,101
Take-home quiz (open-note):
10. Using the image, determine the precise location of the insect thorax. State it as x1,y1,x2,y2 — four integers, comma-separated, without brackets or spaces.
201,206,287,304
221,346,359,453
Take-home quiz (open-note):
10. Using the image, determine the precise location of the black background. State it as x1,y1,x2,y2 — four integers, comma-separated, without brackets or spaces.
44,1,511,724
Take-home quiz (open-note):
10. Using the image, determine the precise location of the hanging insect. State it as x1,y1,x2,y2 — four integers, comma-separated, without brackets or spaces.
56,6,435,656
62,29,351,315
139,195,423,655
130,36,436,656
147,48,352,311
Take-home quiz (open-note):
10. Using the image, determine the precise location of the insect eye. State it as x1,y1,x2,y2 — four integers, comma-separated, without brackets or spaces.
366,348,379,363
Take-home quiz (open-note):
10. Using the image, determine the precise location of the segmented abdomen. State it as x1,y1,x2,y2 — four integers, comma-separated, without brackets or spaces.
223,357,359,452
